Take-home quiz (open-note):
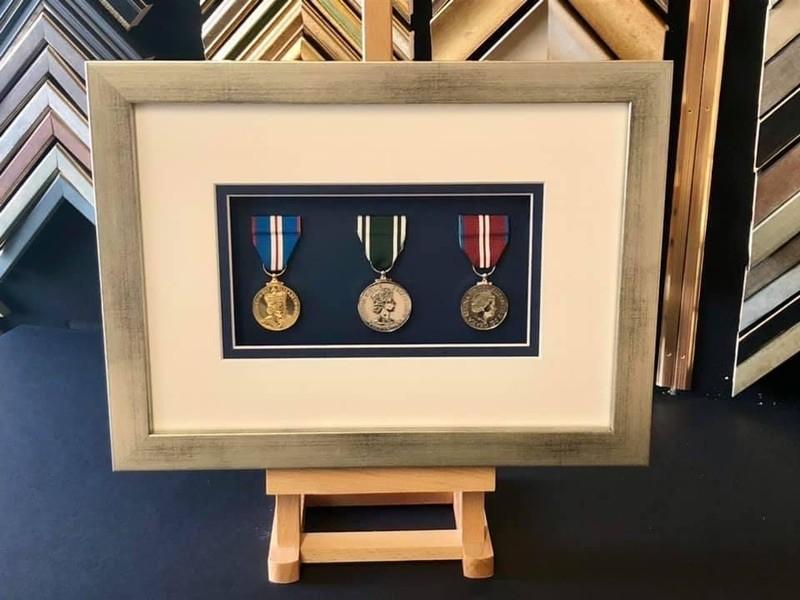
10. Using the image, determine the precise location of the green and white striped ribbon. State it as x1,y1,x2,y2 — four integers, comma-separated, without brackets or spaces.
356,215,407,272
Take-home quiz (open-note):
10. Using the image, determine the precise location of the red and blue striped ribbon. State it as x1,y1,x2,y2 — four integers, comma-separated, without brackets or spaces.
251,215,302,272
458,215,509,270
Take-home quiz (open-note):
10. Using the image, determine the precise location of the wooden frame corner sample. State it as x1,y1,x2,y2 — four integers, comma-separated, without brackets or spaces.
87,61,671,470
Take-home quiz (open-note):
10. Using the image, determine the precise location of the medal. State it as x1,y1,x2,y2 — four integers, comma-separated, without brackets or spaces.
356,215,411,333
251,215,302,331
458,214,510,331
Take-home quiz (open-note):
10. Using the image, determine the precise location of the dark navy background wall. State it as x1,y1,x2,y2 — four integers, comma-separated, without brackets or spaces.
220,184,542,358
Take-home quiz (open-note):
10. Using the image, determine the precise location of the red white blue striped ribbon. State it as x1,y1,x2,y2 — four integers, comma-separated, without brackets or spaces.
251,215,302,272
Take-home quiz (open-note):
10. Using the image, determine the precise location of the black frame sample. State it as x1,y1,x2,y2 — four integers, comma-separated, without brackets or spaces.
216,183,543,359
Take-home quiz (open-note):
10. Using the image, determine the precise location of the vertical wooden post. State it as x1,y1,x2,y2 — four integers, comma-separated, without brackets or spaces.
362,0,393,61
458,491,494,579
267,493,301,583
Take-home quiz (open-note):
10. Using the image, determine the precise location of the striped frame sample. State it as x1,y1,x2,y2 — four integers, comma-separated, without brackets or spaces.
201,0,414,61
0,0,140,287
735,0,800,393
0,111,90,206
431,0,667,61
0,0,140,59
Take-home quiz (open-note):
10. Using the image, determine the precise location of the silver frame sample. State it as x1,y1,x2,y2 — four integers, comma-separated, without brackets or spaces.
87,61,672,470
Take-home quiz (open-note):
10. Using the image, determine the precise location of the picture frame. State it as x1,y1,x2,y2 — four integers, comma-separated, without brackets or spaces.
87,61,671,470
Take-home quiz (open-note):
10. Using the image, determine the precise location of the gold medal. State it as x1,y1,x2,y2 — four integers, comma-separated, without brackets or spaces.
252,276,301,331
357,274,412,333
460,278,508,331
250,215,303,331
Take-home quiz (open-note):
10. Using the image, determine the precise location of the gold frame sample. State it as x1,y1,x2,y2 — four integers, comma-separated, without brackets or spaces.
657,0,729,391
87,61,671,470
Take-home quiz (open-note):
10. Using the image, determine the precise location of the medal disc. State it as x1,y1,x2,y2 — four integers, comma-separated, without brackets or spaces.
252,279,301,331
357,279,412,332
460,282,508,330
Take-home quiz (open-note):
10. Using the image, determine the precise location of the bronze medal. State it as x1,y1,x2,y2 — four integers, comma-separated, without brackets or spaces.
460,280,508,331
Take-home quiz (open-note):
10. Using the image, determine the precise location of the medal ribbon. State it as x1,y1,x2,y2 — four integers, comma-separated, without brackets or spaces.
356,215,407,272
251,215,302,272
458,214,509,270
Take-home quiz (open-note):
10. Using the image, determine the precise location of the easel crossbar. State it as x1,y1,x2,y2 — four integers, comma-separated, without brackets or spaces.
300,530,463,563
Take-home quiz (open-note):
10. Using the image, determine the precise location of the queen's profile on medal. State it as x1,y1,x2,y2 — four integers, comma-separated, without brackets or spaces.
371,285,397,326
460,280,508,331
357,276,412,333
252,278,300,332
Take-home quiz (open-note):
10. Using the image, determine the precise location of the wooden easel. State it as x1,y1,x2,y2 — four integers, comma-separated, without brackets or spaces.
266,2,495,583
266,467,495,583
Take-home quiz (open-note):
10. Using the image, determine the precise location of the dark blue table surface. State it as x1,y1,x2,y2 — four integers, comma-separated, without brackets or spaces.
1,325,799,599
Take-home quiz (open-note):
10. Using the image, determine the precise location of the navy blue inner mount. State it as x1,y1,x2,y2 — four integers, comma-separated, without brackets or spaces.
217,183,543,358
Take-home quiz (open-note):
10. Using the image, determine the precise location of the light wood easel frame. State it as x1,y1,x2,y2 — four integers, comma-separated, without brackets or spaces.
267,4,493,584
266,467,495,583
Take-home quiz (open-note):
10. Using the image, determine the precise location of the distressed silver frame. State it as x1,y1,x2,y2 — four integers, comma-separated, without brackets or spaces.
87,61,671,470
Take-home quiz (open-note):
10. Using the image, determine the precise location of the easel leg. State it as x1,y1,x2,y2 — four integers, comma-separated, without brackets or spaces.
267,494,301,583
457,491,494,579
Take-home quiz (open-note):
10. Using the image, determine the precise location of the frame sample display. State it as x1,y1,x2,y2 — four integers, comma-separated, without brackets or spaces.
87,61,671,470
